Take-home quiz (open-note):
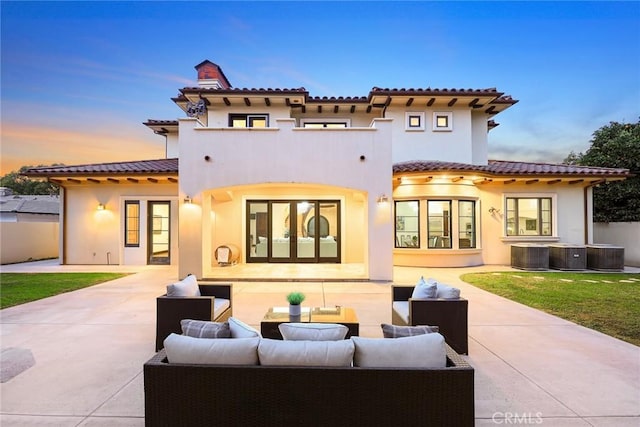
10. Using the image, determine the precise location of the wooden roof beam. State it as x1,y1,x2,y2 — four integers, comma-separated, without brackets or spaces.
317,105,322,113
223,97,231,106
503,179,516,184
243,97,251,106
147,178,158,183
168,177,178,183
526,179,539,185
406,98,414,107
547,179,562,185
473,178,493,185
264,97,271,106
107,178,120,184
350,105,356,114
67,178,81,184
451,176,464,182
569,179,584,184
87,178,100,184
427,98,436,106
334,105,339,113
448,98,458,107
127,178,139,183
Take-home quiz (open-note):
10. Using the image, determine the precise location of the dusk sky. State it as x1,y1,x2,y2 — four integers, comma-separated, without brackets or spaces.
1,1,639,175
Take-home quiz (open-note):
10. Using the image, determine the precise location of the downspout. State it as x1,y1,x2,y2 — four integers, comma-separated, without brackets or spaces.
584,179,606,244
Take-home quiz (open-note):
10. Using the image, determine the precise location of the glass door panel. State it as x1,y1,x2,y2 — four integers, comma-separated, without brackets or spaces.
148,201,170,265
248,202,268,260
271,202,291,259
297,201,315,259
318,202,339,258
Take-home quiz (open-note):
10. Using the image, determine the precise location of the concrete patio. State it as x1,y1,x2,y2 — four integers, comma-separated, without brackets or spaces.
1,261,638,426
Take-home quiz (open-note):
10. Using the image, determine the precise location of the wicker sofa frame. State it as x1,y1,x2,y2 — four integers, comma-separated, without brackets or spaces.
155,283,232,351
143,344,474,427
392,285,469,354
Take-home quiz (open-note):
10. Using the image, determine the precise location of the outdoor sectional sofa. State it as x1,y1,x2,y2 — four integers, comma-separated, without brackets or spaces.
144,340,474,427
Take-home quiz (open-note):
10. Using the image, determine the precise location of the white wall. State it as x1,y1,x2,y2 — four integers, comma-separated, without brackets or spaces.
388,109,475,164
177,118,394,281
593,222,640,266
62,184,177,265
0,222,59,264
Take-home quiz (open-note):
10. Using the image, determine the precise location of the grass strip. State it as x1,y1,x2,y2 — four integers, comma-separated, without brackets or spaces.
461,272,640,346
0,273,129,309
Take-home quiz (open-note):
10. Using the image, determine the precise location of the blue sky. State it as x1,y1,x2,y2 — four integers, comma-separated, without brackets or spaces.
1,1,639,174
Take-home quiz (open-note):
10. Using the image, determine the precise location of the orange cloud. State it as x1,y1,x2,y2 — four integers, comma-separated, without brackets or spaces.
1,122,165,175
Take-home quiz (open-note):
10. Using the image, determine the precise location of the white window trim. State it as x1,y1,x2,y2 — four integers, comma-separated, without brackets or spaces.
405,112,425,131
432,112,453,131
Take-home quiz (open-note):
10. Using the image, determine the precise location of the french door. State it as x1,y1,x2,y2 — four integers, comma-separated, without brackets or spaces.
148,201,171,265
247,200,340,263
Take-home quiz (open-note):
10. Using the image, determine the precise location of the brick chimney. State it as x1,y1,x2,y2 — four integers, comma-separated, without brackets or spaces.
195,60,232,89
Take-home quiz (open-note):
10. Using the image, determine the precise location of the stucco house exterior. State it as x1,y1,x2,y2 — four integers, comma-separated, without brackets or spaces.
24,60,630,281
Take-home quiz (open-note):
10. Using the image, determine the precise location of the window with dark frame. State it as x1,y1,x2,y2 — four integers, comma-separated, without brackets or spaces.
506,197,552,236
394,200,420,248
427,200,452,248
124,201,140,247
229,114,268,128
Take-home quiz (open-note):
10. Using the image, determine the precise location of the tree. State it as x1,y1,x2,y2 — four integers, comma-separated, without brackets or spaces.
0,165,60,195
565,119,640,222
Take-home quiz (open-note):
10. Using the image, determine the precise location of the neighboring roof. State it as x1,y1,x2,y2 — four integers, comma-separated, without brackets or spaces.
0,195,60,215
393,160,631,179
24,158,179,177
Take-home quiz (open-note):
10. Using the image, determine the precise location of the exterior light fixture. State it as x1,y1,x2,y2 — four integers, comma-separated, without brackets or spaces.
488,207,501,215
184,196,192,204
97,203,106,211
377,194,389,204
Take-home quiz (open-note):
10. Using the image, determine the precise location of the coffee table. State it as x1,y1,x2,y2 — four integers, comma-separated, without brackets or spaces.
260,306,359,339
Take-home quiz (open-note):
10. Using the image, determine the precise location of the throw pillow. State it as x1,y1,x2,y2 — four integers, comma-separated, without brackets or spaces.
166,274,201,297
228,317,261,338
164,333,259,365
380,323,439,338
411,276,437,299
435,283,461,299
180,319,231,338
351,333,446,368
278,323,348,341
258,338,354,367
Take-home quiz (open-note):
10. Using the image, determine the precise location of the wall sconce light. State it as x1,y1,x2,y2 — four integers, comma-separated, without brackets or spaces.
184,196,192,204
488,207,501,215
97,203,106,211
377,194,389,204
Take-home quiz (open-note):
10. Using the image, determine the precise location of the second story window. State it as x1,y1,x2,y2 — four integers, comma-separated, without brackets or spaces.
229,114,268,128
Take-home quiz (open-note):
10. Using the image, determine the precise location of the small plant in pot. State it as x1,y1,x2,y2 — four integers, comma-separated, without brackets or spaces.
287,291,305,317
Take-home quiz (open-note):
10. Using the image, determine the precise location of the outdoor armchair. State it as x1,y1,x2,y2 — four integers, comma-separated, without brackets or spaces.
391,285,468,354
155,282,233,351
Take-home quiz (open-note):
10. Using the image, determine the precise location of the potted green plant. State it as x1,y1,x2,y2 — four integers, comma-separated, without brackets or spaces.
286,291,305,317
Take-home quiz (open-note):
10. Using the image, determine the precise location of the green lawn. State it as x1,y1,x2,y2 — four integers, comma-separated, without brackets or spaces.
461,272,640,346
0,273,130,309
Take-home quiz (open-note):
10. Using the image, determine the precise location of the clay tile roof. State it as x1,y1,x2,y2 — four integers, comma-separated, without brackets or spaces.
180,87,308,95
393,160,630,177
370,87,503,96
23,158,179,177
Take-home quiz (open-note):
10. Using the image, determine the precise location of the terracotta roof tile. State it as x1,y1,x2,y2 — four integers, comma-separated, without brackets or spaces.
393,160,630,177
24,158,178,176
